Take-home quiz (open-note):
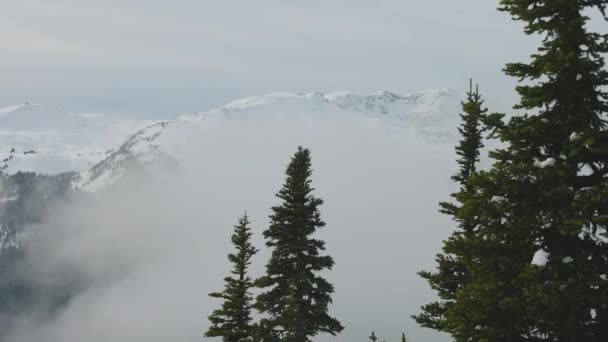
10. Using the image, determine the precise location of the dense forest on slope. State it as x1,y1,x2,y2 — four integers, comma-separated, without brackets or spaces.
0,172,82,338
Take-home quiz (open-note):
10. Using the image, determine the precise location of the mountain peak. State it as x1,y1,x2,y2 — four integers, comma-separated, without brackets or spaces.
75,88,461,191
367,90,404,102
207,89,457,116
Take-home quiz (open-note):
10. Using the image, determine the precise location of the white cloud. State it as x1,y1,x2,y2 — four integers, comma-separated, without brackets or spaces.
4,108,456,342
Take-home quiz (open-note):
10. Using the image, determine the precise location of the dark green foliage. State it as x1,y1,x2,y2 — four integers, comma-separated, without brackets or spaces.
414,81,487,333
452,80,486,190
491,0,608,340
206,213,258,342
401,332,408,342
419,1,608,341
256,147,343,342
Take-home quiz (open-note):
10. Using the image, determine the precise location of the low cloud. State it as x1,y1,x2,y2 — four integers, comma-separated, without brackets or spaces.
5,114,454,342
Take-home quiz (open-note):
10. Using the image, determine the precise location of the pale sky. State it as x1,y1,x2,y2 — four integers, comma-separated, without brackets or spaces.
1,0,544,118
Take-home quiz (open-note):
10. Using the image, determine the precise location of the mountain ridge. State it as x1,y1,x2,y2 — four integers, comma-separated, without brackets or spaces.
73,88,461,192
0,103,151,175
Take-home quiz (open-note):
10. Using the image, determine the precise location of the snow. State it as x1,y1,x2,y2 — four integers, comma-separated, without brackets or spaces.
569,132,581,141
368,90,405,102
0,102,152,174
323,89,460,135
562,256,573,264
533,157,556,168
76,167,122,193
491,196,506,203
578,164,593,176
531,249,550,267
74,89,460,191
222,93,301,110
323,90,355,102
591,309,597,319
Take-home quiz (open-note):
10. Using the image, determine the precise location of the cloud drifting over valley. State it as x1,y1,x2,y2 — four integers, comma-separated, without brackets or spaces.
7,107,457,342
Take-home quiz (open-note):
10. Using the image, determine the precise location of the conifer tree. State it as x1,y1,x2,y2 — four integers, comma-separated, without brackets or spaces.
401,332,408,342
421,1,608,341
414,80,486,332
256,147,343,342
493,1,608,340
206,213,258,342
369,331,378,342
452,80,486,190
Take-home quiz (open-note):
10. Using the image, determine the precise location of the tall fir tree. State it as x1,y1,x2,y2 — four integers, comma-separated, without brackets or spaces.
206,213,259,342
421,1,608,341
256,147,343,342
495,0,608,340
414,80,486,333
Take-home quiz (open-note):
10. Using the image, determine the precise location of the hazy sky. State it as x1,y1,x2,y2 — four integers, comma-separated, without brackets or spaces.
1,0,541,118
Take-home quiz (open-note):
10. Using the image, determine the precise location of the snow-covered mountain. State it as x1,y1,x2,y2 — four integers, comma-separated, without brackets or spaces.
0,103,151,174
75,88,460,191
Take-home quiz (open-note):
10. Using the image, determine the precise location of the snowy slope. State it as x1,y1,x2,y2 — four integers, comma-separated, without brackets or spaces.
75,89,460,191
0,103,151,174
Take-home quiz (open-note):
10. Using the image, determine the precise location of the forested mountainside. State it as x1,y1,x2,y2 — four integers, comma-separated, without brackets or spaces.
0,172,82,338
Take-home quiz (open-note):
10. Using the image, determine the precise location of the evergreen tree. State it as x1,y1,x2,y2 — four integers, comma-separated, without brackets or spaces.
414,80,486,333
452,80,486,190
494,1,608,340
256,147,343,342
401,332,408,342
421,1,608,341
369,331,378,342
206,213,258,342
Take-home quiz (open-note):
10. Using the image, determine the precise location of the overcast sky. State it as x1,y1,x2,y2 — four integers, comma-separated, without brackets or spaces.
0,0,549,118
